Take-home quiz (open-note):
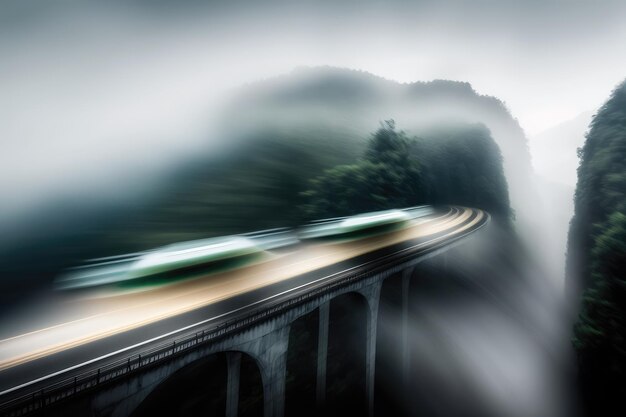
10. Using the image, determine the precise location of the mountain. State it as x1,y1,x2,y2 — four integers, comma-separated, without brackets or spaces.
303,121,511,222
223,67,533,219
222,67,549,273
0,67,535,306
568,78,626,417
567,80,626,295
96,66,531,250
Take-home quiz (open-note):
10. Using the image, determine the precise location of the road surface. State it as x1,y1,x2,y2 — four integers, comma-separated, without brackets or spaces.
0,206,486,400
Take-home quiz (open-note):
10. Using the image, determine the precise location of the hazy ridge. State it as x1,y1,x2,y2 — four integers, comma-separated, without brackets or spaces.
0,67,535,305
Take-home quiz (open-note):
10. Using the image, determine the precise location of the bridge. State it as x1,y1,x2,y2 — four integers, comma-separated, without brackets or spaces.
0,206,488,417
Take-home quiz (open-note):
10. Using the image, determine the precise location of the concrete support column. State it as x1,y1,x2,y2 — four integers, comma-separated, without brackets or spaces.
226,352,242,417
401,268,413,389
260,327,290,417
362,283,382,417
316,301,330,409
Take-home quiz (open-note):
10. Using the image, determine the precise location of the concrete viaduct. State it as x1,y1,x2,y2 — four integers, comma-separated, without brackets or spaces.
1,208,489,417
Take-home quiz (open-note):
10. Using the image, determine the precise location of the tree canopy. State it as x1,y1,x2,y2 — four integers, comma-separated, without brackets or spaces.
302,120,511,221
568,79,626,295
568,78,626,417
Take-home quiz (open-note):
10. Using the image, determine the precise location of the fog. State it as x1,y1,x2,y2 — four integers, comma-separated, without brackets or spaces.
2,0,626,232
0,1,620,415
372,226,575,417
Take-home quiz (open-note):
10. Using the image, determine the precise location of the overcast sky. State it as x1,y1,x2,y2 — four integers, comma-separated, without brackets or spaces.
2,0,626,219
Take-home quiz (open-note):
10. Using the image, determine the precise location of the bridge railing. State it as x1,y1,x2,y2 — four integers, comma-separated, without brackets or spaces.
2,267,373,416
0,208,487,417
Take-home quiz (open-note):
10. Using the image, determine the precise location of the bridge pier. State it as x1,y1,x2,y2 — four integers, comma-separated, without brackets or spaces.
316,301,330,410
359,282,382,417
401,267,413,388
0,208,490,417
226,352,242,417
258,327,290,417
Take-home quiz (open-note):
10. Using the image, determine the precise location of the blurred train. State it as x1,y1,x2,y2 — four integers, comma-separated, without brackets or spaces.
298,209,411,240
55,206,434,291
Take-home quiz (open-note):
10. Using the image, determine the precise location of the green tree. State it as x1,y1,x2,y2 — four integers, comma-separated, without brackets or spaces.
413,123,511,220
302,121,424,219
573,212,626,416
567,78,626,417
302,120,511,222
568,79,626,294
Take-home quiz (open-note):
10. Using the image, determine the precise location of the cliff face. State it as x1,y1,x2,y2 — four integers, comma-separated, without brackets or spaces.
568,79,626,417
145,66,529,244
0,67,535,303
224,67,533,219
222,67,532,242
567,79,626,295
302,121,512,222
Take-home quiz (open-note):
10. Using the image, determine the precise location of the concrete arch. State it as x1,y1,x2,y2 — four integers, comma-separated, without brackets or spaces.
374,269,414,416
128,351,228,417
128,349,264,417
284,288,381,417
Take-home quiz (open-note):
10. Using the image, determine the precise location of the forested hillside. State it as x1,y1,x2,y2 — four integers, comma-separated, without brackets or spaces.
102,65,522,250
48,68,529,253
0,67,526,303
303,121,511,222
227,67,531,213
568,79,626,417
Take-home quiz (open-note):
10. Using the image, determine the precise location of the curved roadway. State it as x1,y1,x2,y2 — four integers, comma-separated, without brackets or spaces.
0,206,487,403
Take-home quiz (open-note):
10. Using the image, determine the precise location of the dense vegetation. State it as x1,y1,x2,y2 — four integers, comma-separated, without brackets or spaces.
0,68,524,306
230,67,531,218
303,120,511,222
100,127,366,251
568,79,626,416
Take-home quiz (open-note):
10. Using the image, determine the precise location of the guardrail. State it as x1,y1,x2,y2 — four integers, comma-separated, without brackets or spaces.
0,208,487,417
2,266,380,416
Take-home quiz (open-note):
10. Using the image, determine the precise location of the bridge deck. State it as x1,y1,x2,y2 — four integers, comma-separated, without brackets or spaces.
0,206,485,404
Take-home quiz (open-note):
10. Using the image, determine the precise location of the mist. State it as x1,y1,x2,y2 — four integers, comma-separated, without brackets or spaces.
3,0,626,231
0,1,622,416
